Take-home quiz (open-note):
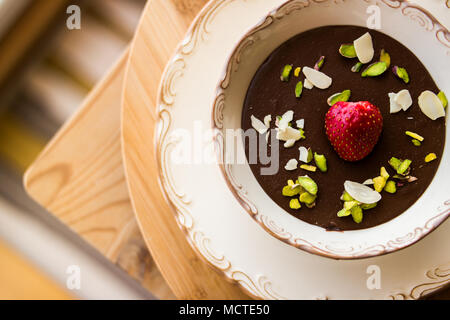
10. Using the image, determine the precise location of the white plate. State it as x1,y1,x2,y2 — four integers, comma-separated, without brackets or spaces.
156,0,450,299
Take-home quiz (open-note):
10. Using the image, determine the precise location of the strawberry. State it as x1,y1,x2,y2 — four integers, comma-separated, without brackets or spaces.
325,101,383,161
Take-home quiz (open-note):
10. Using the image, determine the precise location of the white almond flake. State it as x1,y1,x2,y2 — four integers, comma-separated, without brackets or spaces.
299,146,309,163
276,126,302,142
304,78,314,89
251,115,268,134
302,67,332,89
285,159,298,171
363,179,374,185
354,32,374,64
296,119,305,129
395,89,413,111
264,115,272,128
344,181,381,204
284,139,296,148
278,110,294,130
418,90,446,120
389,92,403,114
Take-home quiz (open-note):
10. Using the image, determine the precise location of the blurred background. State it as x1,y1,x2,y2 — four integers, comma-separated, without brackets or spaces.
0,0,151,299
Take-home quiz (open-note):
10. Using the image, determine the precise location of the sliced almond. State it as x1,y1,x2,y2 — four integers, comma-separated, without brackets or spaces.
276,126,302,142
284,139,296,148
395,89,413,111
277,110,294,130
302,67,332,89
418,90,446,120
251,115,268,134
389,92,403,114
285,159,298,171
344,181,382,204
304,78,314,89
296,119,305,129
298,146,309,163
264,115,272,128
354,32,374,64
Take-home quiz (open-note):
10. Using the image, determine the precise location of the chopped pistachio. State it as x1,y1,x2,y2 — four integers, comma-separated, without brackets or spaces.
297,176,318,195
295,81,303,98
412,139,421,147
282,184,301,197
351,206,363,224
405,131,424,142
361,62,387,77
373,176,387,192
289,198,302,210
307,148,314,163
397,159,412,175
327,90,351,106
438,91,448,108
425,153,437,163
344,201,360,210
380,167,390,179
299,129,306,140
300,192,317,205
281,64,293,82
314,56,325,70
294,67,301,77
392,66,410,84
339,44,357,58
300,164,317,172
314,153,328,172
361,203,377,210
351,62,363,73
341,191,354,202
380,49,391,68
337,208,351,217
384,180,397,194
389,157,402,171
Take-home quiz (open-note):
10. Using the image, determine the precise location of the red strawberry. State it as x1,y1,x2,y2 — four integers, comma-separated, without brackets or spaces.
325,101,383,161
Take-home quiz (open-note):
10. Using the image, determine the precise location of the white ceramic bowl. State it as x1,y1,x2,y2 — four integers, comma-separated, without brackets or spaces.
213,0,450,259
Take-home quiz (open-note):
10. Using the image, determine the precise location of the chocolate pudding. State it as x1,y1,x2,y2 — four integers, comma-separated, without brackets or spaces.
241,26,446,231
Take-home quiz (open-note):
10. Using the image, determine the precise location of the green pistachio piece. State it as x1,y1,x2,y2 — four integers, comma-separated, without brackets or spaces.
299,128,306,140
314,56,325,70
412,139,421,147
282,185,301,197
300,165,317,172
384,180,397,194
339,44,357,58
299,192,317,205
289,198,302,210
392,66,410,84
425,153,437,163
341,191,354,202
295,81,303,98
344,201,360,210
380,167,390,179
373,176,387,193
306,148,314,163
351,206,363,224
280,64,293,82
294,67,301,77
405,131,424,142
438,91,448,109
361,62,388,77
297,176,318,196
397,159,412,175
380,49,391,68
361,203,377,210
337,208,352,217
327,89,351,106
389,157,402,171
314,153,328,173
351,62,363,73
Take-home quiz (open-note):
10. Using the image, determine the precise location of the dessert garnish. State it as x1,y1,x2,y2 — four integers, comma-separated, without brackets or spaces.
264,115,272,128
425,153,437,163
281,64,293,82
418,90,446,120
344,181,381,204
354,32,374,64
282,176,318,210
314,56,325,70
304,78,314,90
295,81,303,98
285,159,298,171
438,91,448,108
251,115,268,134
325,101,383,161
405,131,424,142
300,164,317,172
296,119,304,129
284,140,296,148
389,157,412,176
339,44,357,58
302,67,332,89
392,66,410,84
380,49,391,68
277,127,304,142
412,139,421,147
314,153,328,172
327,90,351,106
294,67,302,77
299,146,313,163
361,62,387,77
392,89,413,112
351,62,363,73
384,181,397,194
